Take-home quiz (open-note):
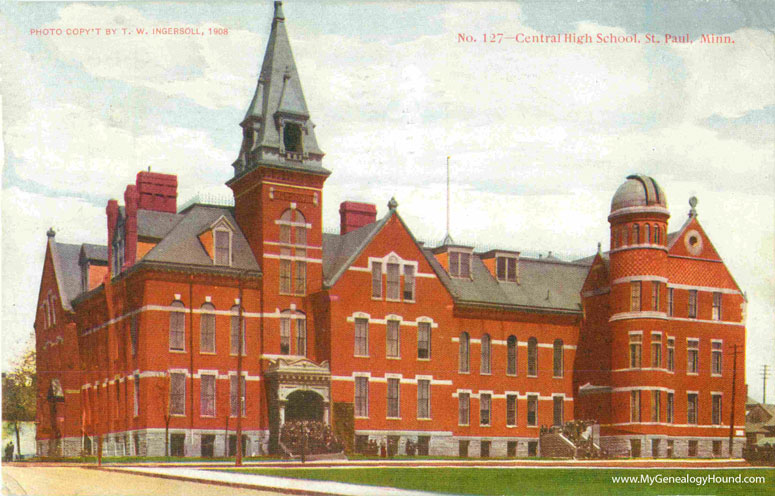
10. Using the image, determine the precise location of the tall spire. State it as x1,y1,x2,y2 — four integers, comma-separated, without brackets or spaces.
232,1,327,179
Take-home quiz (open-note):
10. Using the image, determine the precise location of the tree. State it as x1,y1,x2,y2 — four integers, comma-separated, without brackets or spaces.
2,347,36,459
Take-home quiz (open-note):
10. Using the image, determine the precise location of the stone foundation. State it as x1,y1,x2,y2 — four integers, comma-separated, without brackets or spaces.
600,435,745,458
354,432,540,458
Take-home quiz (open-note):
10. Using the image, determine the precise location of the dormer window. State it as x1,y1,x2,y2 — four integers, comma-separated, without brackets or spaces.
496,255,518,282
214,229,231,266
449,250,471,278
283,122,302,153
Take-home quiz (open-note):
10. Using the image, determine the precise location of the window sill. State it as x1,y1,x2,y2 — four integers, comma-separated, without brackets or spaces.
354,354,370,358
403,299,416,304
506,373,517,377
371,296,383,301
417,357,430,361
354,416,369,420
687,372,699,376
387,356,401,360
418,417,432,421
200,352,217,356
480,424,491,428
229,353,248,357
527,374,538,378
171,413,187,417
458,371,470,375
386,417,402,420
480,372,492,376
506,424,516,428
385,298,401,303
229,415,247,418
552,375,564,379
200,415,217,418
458,423,470,427
169,349,187,354
711,373,722,377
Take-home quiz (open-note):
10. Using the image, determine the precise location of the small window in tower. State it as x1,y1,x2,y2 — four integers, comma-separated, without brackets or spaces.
283,123,302,153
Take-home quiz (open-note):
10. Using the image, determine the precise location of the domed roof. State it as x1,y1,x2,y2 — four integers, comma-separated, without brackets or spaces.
610,174,667,213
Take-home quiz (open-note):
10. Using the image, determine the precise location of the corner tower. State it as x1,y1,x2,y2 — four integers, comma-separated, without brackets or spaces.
604,174,671,455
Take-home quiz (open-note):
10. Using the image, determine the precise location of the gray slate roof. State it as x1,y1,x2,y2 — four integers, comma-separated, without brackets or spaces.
52,241,83,310
81,243,108,263
138,210,183,240
322,214,391,287
141,205,260,273
424,250,588,313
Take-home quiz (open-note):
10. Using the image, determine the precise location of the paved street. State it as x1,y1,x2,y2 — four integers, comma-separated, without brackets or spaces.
1,465,286,496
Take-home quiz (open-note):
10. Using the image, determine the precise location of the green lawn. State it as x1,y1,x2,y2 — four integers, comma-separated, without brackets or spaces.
222,467,775,495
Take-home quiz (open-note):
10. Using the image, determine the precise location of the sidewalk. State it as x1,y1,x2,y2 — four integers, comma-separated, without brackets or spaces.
107,466,448,496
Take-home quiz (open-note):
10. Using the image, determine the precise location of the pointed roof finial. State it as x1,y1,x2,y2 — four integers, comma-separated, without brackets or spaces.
597,241,602,254
274,1,285,20
688,196,698,218
47,227,56,238
388,197,398,211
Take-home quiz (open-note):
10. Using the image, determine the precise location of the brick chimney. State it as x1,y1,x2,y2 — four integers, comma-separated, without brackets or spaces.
136,171,177,213
123,184,139,268
106,199,119,275
340,201,377,235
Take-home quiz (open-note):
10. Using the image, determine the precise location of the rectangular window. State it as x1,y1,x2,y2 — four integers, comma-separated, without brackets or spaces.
630,281,641,311
630,390,641,422
712,394,722,425
651,333,662,368
527,395,538,426
687,393,698,424
280,317,291,355
496,256,518,282
355,376,369,418
170,372,186,415
712,292,722,321
712,341,723,375
687,339,699,374
480,393,491,426
130,315,138,356
553,396,564,426
294,261,306,295
386,263,400,300
133,374,139,417
506,394,517,426
200,375,215,417
387,378,400,418
417,379,430,419
403,265,415,300
629,333,642,369
668,288,674,316
688,440,698,457
386,320,400,358
449,251,471,278
667,392,674,423
553,341,564,378
354,318,369,356
279,258,292,294
651,390,661,422
458,392,470,425
230,375,246,417
481,440,491,458
667,338,675,372
417,322,431,359
688,290,698,318
371,262,382,298
214,230,230,265
296,319,307,357
652,282,660,311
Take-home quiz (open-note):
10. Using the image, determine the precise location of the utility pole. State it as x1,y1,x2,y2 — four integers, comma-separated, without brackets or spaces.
728,344,740,457
762,364,770,404
236,274,244,466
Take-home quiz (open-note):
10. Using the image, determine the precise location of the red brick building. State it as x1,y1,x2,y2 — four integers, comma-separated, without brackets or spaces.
34,2,746,458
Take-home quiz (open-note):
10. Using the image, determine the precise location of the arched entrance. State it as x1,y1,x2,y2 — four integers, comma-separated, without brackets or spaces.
285,390,324,422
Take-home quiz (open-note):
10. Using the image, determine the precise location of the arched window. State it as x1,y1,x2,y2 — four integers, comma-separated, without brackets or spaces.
527,337,538,377
621,226,627,246
480,334,491,374
507,335,517,375
654,224,660,245
230,305,246,355
169,301,186,351
633,224,640,245
553,339,564,377
459,332,470,373
644,224,650,245
279,209,308,296
200,303,216,353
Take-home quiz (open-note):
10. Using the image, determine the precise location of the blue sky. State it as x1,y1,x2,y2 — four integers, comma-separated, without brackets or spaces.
1,0,773,400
